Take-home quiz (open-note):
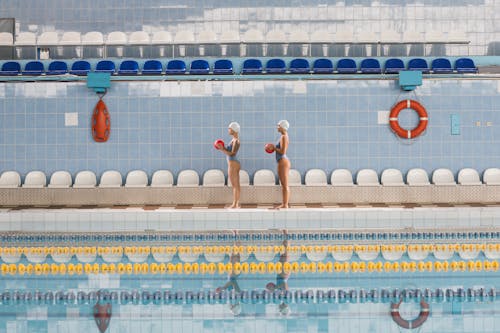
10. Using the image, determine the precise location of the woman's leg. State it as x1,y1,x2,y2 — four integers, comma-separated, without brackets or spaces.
228,161,241,208
277,159,290,208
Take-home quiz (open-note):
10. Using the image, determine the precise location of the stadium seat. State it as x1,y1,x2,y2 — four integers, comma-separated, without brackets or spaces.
73,171,97,188
213,59,233,74
0,32,13,46
253,169,276,186
457,168,482,185
289,59,310,74
356,169,380,186
312,58,334,74
177,169,199,186
48,171,72,188
70,60,91,76
165,60,186,74
151,170,174,187
0,171,21,188
288,169,302,186
408,58,430,73
125,170,149,187
360,58,382,74
305,169,328,186
265,58,286,74
384,58,405,74
118,60,139,75
202,169,225,186
22,61,44,75
331,169,354,186
22,171,47,188
242,59,263,74
0,61,21,76
99,170,123,187
455,58,478,73
432,168,456,186
406,168,430,186
190,59,210,75
336,58,357,74
483,168,500,185
431,58,453,74
142,60,163,75
381,169,405,186
37,32,59,47
95,60,116,74
47,61,68,75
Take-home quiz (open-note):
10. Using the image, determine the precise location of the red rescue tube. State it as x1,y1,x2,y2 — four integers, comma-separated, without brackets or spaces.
91,99,111,142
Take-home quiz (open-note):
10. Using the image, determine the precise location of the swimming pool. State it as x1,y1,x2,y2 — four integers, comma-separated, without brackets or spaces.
0,221,499,333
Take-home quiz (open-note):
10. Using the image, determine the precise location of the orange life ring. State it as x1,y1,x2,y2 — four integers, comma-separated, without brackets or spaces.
390,299,430,330
389,99,428,139
92,99,111,142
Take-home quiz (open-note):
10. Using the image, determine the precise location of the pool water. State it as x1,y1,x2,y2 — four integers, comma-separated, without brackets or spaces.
0,229,499,333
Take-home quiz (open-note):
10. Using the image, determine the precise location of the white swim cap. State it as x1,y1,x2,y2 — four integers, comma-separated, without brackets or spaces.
277,120,289,131
229,303,242,315
228,122,240,133
278,303,291,316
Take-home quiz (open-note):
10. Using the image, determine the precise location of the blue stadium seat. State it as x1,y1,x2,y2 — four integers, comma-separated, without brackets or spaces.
213,59,233,75
190,59,210,75
0,61,21,76
265,58,286,74
312,59,334,74
384,58,405,74
95,60,116,74
455,58,478,74
242,59,263,74
408,58,429,73
165,60,186,74
431,58,453,74
289,58,310,74
70,60,91,76
47,61,68,75
336,58,357,74
142,60,162,75
118,60,139,75
22,61,44,75
360,58,381,74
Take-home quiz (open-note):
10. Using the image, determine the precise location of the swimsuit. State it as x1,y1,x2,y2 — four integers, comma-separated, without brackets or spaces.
226,141,239,163
275,140,288,162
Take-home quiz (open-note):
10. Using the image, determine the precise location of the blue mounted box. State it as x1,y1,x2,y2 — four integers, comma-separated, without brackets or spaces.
87,72,111,93
399,70,422,91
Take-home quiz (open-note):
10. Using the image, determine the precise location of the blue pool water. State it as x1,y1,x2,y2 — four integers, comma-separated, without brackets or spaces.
0,229,499,333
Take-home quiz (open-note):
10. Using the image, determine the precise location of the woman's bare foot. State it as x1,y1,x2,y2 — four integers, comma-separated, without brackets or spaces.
275,204,289,210
229,202,241,209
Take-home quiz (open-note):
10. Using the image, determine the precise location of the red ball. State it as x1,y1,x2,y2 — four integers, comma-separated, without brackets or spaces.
214,139,225,150
265,143,274,153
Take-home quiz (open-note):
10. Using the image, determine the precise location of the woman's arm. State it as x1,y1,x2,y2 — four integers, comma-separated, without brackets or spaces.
220,140,240,156
274,135,288,154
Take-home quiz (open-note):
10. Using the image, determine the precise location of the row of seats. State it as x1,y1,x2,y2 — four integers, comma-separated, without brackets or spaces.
0,168,498,188
0,57,478,76
0,30,469,48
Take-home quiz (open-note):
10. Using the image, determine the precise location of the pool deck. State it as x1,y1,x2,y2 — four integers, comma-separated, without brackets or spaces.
0,203,499,233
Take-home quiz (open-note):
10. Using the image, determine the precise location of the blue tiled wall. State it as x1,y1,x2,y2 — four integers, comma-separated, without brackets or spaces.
0,78,499,180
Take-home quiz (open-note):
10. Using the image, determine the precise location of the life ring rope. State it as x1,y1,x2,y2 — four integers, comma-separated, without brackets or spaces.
389,99,428,139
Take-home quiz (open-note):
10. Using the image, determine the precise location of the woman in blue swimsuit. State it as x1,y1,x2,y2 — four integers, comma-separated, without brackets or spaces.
269,120,290,209
266,234,291,316
217,122,241,208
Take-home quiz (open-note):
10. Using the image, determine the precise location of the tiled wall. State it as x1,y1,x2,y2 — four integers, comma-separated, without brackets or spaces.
1,0,500,55
0,78,499,180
